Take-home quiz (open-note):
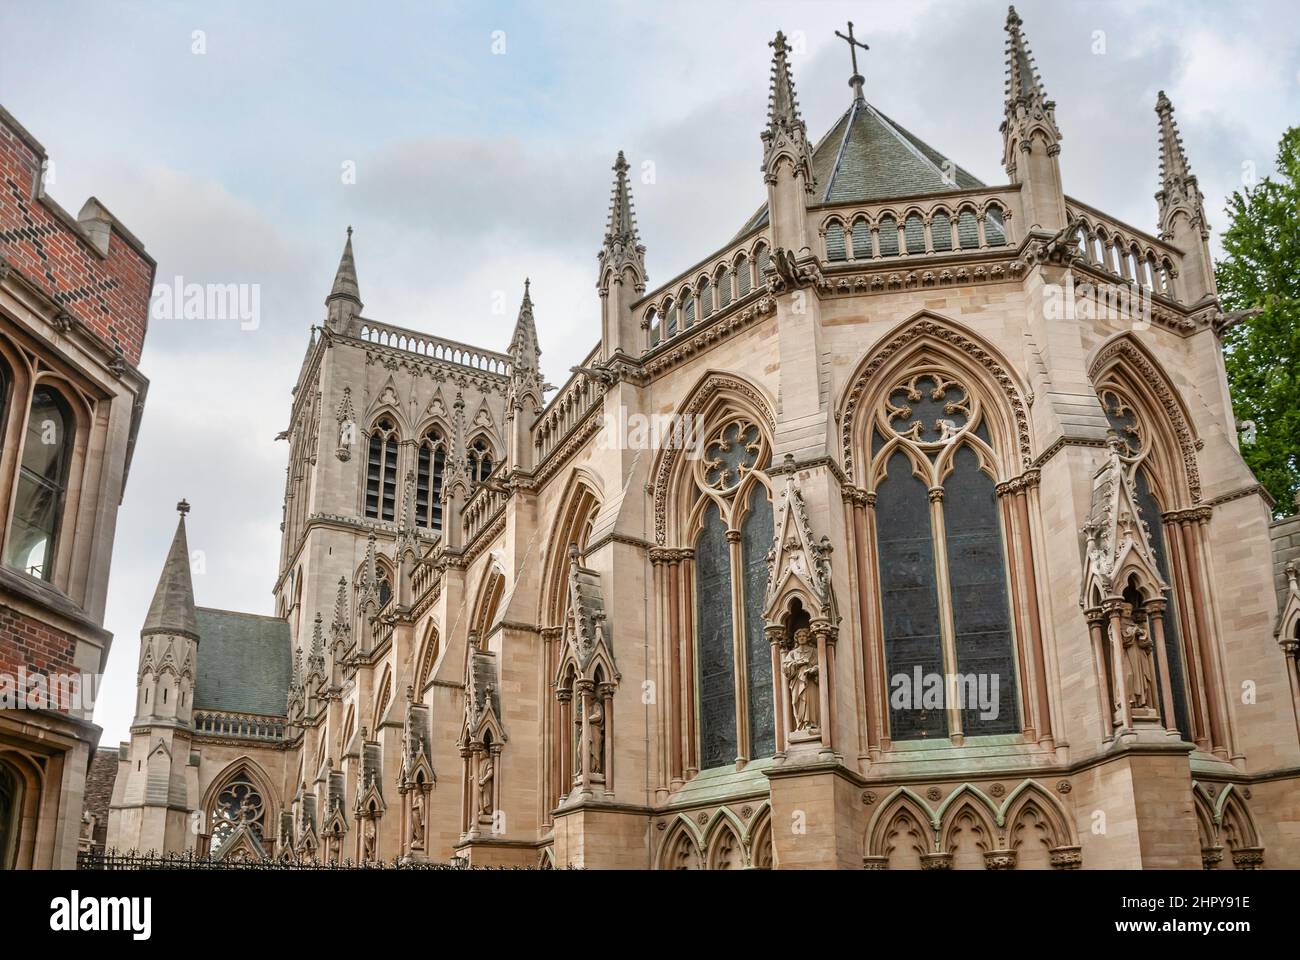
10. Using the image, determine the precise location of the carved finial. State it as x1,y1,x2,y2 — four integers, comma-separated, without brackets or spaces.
177,499,190,516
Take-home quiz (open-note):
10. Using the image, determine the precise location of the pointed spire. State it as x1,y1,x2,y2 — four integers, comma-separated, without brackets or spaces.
325,226,363,329
1004,7,1048,105
760,31,814,193
359,529,379,608
1155,91,1205,235
509,277,541,374
765,31,803,133
597,152,647,287
142,501,199,639
307,613,325,681
331,576,350,636
999,6,1064,227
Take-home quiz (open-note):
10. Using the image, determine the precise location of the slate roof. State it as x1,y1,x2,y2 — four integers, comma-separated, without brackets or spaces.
192,607,292,717
739,96,984,236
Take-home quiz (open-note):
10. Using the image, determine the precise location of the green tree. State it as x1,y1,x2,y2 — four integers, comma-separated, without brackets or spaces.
1216,126,1300,516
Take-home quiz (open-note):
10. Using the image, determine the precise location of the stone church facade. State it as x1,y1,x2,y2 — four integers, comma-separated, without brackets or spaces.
108,8,1300,869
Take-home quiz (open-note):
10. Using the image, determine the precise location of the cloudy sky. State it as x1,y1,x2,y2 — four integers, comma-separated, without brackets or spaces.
2,0,1296,742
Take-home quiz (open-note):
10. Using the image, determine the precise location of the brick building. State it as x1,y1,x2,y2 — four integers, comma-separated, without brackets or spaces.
0,104,152,869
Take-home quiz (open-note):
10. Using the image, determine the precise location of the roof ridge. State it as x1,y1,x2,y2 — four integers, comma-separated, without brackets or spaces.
823,99,862,202
861,101,961,187
195,606,287,621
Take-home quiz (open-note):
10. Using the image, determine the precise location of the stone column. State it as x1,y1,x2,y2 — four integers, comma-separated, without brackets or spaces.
1145,598,1178,734
766,624,788,757
599,681,616,797
1105,600,1133,730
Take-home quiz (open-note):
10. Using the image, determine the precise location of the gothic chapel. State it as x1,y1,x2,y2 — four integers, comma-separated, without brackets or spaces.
108,8,1300,869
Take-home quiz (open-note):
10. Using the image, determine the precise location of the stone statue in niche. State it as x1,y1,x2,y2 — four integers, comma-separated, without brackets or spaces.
782,626,820,732
587,699,605,775
410,790,425,849
362,817,376,861
1122,620,1157,710
477,753,495,819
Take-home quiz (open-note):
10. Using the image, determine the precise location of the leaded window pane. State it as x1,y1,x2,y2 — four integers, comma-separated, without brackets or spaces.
742,485,775,759
1134,468,1191,739
696,501,737,768
876,450,946,740
944,445,1019,735
5,386,72,580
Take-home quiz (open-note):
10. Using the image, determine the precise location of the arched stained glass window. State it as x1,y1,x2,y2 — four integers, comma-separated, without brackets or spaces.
365,417,398,521
875,447,946,740
6,385,73,580
1133,467,1191,739
1099,381,1192,740
692,418,774,769
209,768,267,854
695,501,737,769
741,485,775,758
944,445,1018,734
870,372,1021,740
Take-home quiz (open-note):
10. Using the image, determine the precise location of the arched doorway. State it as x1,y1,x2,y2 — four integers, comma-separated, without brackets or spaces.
0,760,22,869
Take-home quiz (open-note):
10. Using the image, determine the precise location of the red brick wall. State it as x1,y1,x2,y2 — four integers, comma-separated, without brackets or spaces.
0,604,80,710
0,109,153,366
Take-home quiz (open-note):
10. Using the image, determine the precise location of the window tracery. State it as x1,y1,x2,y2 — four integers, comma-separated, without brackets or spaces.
691,416,775,768
868,368,1020,740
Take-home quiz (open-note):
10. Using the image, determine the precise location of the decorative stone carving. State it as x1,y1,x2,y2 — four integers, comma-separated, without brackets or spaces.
1121,620,1158,711
782,627,820,733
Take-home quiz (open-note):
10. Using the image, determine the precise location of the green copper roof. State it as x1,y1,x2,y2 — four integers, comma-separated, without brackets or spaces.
739,97,984,235
192,607,292,717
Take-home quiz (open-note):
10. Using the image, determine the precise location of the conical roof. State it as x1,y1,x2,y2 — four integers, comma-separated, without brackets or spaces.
142,504,198,639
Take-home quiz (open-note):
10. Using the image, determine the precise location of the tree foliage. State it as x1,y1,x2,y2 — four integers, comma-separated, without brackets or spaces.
1215,126,1300,516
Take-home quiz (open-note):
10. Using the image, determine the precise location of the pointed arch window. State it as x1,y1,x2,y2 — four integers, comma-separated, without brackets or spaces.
6,385,74,580
692,419,775,769
209,767,267,853
869,372,1020,740
467,437,494,484
365,417,398,521
417,427,447,531
1098,386,1192,739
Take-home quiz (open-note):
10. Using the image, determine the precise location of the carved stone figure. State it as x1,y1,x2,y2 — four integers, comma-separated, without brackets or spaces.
410,790,425,849
782,627,820,732
362,817,376,861
1122,621,1158,710
478,753,495,818
587,699,605,775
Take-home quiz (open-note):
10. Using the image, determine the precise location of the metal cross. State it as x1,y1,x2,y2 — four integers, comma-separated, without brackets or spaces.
835,21,869,79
